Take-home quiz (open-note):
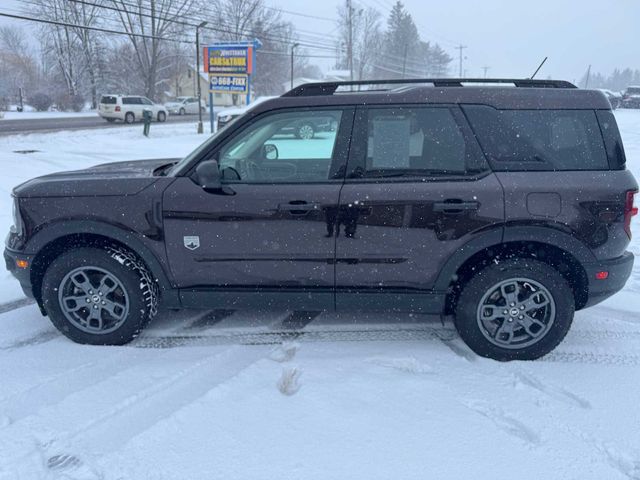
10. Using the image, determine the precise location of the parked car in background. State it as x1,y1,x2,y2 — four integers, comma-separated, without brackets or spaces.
216,96,276,130
98,95,168,123
165,96,205,115
596,89,622,109
216,96,339,139
621,86,640,108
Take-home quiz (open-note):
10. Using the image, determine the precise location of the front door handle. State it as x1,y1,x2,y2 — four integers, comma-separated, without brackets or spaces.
278,202,320,215
433,200,480,213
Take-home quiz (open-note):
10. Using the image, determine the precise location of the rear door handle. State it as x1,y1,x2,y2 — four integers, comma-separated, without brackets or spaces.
433,200,480,213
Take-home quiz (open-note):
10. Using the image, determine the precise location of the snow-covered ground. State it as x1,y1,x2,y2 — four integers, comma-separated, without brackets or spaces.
1,112,640,479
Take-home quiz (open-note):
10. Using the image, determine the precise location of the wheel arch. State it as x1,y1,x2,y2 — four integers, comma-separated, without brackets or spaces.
436,226,594,313
27,221,176,310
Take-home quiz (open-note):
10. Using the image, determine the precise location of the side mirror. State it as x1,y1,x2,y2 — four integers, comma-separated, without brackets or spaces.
262,143,278,160
195,160,221,191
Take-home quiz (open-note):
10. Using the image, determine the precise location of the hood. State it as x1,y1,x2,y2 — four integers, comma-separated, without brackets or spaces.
13,158,179,198
165,102,182,108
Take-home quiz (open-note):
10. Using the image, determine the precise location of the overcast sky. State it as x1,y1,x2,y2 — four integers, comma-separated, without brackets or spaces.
1,0,638,83
274,0,640,83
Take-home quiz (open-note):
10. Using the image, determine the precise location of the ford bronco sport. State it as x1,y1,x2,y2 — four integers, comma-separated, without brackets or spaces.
4,78,637,360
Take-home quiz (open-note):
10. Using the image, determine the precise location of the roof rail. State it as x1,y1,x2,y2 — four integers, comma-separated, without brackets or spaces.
283,78,577,97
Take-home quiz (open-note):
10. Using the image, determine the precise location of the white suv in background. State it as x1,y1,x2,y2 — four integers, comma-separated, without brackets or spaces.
98,95,169,123
165,96,205,115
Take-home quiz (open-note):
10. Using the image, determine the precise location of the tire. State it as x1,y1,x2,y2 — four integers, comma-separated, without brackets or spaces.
124,112,135,124
105,118,116,123
295,123,315,140
179,108,185,116
41,246,158,345
454,259,574,361
157,111,166,122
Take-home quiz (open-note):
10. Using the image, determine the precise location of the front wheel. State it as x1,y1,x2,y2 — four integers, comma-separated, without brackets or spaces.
157,111,166,122
41,247,158,345
179,108,185,116
454,259,574,361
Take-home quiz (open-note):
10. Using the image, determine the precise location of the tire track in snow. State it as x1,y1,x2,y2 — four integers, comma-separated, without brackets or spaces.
0,344,266,472
0,349,165,424
511,371,591,409
132,325,455,348
57,345,270,457
542,351,640,366
0,298,35,314
462,400,541,446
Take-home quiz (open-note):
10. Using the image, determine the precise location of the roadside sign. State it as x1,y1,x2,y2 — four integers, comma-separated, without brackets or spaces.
204,45,253,75
209,74,249,94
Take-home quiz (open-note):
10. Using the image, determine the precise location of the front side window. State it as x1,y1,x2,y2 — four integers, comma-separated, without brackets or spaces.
356,107,485,178
464,106,609,171
217,109,345,183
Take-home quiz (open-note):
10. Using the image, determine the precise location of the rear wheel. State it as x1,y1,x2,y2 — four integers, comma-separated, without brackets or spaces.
41,247,158,345
179,107,185,115
124,112,135,124
157,111,166,122
454,259,574,361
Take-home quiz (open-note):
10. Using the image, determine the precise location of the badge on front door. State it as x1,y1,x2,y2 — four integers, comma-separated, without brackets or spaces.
183,236,200,250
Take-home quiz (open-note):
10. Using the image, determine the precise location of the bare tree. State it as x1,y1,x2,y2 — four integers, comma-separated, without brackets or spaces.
109,0,197,100
0,26,40,105
208,0,306,96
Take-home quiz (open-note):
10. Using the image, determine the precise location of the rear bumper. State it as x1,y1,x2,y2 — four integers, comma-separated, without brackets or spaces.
582,251,634,308
3,247,35,298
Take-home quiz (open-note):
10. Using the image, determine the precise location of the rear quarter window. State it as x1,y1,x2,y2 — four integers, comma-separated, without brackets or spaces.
463,105,609,171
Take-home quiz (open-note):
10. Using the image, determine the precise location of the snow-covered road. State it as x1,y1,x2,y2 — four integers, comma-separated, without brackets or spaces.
1,112,640,479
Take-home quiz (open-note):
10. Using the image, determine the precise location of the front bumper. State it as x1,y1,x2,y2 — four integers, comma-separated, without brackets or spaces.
582,251,634,308
3,247,34,298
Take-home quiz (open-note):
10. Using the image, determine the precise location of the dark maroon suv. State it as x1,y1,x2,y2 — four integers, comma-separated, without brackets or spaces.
4,78,637,360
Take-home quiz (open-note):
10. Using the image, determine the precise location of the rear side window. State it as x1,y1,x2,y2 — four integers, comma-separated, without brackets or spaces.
354,107,487,178
122,97,140,105
100,96,117,104
596,110,626,169
463,106,609,171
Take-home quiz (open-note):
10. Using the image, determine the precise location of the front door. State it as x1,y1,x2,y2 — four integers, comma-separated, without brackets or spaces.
334,105,504,311
163,107,353,301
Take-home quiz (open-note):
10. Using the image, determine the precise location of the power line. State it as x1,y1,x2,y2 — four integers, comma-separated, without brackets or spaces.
0,10,191,42
60,0,341,52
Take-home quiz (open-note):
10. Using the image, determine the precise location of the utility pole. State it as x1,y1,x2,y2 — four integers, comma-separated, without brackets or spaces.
584,64,592,89
401,44,408,79
347,0,353,81
482,66,490,78
290,42,300,89
457,44,467,78
195,21,207,134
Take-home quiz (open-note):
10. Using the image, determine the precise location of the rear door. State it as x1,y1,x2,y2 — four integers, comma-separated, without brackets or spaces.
334,105,504,311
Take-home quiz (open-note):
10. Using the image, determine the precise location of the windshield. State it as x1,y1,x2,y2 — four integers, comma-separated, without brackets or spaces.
167,127,227,175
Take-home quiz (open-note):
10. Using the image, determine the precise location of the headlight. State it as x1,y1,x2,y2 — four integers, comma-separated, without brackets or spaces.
219,115,232,123
11,197,23,236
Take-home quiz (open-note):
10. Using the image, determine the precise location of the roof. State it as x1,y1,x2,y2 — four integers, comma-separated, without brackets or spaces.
251,78,611,111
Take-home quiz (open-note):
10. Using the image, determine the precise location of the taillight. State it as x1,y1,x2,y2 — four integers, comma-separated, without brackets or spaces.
115,105,121,112
624,190,638,238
